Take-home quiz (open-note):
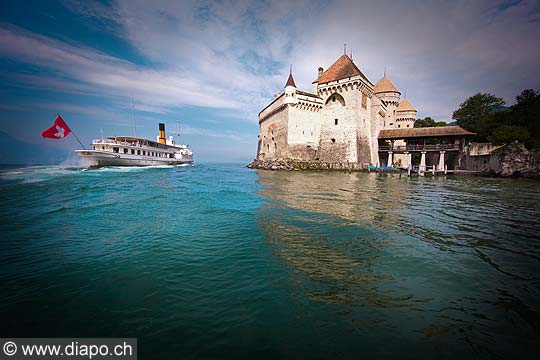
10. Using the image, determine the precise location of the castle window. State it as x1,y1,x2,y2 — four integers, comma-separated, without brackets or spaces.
333,96,336,102
398,125,401,128
331,138,336,143
407,125,410,128
335,119,338,125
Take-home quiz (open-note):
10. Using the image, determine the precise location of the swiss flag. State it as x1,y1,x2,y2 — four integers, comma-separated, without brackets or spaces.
41,115,72,139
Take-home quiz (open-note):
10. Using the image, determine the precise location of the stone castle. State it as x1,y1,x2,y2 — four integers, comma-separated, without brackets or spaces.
256,54,418,167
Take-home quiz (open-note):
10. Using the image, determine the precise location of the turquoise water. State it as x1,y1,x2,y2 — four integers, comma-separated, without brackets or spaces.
1,164,540,359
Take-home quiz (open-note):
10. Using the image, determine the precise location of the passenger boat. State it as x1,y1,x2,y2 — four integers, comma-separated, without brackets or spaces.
75,123,193,166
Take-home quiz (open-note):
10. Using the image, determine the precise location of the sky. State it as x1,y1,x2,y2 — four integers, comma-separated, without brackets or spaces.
0,0,539,163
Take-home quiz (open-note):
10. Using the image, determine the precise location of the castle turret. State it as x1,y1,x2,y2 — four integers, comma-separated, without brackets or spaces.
284,66,297,105
396,98,417,128
374,75,401,129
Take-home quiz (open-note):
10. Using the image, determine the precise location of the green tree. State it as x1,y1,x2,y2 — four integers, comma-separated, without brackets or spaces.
414,117,447,128
452,93,505,135
491,125,530,144
511,89,540,148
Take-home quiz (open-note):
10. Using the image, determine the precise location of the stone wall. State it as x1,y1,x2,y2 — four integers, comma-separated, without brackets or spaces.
465,142,504,156
287,103,321,151
258,95,289,160
458,143,540,177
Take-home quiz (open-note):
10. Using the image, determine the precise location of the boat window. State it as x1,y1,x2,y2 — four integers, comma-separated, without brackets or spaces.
131,149,135,154
102,146,105,150
137,150,141,155
123,148,128,154
143,151,146,156
113,147,119,153
93,146,95,150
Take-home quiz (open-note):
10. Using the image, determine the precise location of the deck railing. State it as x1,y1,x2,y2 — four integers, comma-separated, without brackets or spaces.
378,144,460,152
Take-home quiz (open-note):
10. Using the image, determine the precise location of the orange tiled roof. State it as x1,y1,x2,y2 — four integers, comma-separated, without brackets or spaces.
374,76,400,94
313,55,372,85
396,98,416,112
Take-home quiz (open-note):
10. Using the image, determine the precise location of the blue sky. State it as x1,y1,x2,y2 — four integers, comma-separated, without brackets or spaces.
1,0,539,162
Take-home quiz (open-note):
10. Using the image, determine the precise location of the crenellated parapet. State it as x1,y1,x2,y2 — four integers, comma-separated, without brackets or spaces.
317,77,374,98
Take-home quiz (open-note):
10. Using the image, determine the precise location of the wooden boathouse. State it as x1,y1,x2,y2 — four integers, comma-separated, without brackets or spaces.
378,126,475,172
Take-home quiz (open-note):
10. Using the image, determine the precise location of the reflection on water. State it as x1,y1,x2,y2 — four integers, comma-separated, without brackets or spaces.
256,170,540,356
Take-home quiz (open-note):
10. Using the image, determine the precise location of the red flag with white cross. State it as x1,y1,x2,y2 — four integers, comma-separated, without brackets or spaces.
41,115,72,139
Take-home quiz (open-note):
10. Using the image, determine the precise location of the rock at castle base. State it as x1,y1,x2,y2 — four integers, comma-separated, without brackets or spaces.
246,159,294,171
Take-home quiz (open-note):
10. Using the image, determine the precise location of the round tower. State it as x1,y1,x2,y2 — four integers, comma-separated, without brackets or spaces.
396,98,417,129
374,75,401,129
284,65,297,105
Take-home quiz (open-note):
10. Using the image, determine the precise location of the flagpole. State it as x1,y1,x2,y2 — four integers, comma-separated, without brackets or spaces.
58,113,86,149
72,131,86,150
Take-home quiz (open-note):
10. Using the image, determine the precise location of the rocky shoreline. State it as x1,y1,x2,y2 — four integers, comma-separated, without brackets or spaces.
246,159,366,171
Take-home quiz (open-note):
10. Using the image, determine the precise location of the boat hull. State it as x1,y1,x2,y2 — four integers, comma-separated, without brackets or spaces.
75,150,193,167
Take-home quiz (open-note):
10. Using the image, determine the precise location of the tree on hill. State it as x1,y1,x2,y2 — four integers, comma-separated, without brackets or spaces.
453,89,540,148
414,117,447,128
452,93,505,136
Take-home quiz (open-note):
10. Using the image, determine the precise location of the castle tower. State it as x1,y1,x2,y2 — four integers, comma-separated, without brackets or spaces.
284,66,297,105
395,98,417,129
312,54,378,165
374,75,401,129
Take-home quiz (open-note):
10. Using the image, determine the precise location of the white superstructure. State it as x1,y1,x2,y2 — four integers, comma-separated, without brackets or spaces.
75,123,193,167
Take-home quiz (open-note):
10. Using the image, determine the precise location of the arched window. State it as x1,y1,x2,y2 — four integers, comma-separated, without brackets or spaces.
325,93,345,106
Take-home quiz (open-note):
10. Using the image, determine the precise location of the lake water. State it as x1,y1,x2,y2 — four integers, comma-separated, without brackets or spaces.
1,163,539,359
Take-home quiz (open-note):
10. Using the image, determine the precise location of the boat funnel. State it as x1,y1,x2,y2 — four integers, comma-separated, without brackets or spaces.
158,123,166,144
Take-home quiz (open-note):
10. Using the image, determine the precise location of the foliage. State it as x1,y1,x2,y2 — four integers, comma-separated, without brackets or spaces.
453,89,540,149
414,117,447,128
452,93,505,135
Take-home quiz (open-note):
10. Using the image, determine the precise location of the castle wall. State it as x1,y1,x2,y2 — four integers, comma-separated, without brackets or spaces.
366,97,384,165
258,95,289,160
287,103,322,160
318,87,359,163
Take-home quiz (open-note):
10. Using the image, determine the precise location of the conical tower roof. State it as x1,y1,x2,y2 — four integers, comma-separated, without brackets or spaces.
396,98,417,112
374,76,400,94
285,72,296,88
313,54,371,85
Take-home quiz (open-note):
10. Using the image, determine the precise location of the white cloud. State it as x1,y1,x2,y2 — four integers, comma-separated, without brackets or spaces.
2,0,539,125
